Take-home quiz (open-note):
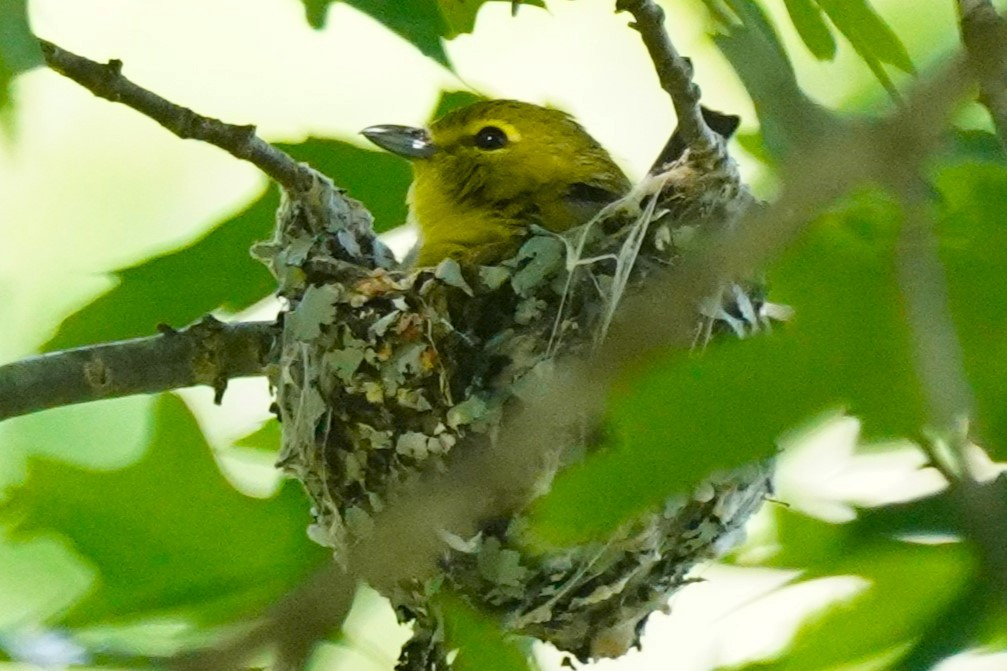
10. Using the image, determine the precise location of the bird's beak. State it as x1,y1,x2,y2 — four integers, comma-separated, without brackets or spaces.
361,124,435,159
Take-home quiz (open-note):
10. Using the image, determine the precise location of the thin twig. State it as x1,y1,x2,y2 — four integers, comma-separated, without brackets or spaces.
38,40,315,193
0,318,278,421
616,0,720,156
957,0,1007,148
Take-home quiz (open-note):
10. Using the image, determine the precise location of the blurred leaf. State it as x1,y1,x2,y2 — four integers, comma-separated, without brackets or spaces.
815,0,915,96
432,90,484,119
782,0,836,61
531,190,928,545
756,508,852,571
277,138,412,233
234,418,281,454
769,191,928,438
714,0,792,74
300,0,543,67
733,131,773,165
436,0,545,38
751,505,995,671
440,596,532,671
896,578,1006,671
710,0,838,160
301,0,328,26
0,530,95,629
45,190,279,351
45,138,410,351
341,0,451,66
979,607,1007,648
732,536,973,671
3,394,327,627
934,161,1007,459
0,0,42,114
852,490,963,541
946,129,1007,165
763,505,959,574
529,341,786,544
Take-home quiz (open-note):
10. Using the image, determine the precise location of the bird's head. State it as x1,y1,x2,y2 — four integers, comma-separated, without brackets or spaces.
363,99,630,265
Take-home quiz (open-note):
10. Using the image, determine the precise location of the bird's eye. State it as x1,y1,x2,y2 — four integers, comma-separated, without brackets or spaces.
474,126,508,150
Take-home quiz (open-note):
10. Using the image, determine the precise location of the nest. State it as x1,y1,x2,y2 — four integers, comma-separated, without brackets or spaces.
254,144,777,667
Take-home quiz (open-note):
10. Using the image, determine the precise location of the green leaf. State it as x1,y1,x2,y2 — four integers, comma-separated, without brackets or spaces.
853,477,1007,664
718,0,793,71
769,191,928,439
733,131,773,165
276,138,412,234
343,0,451,66
815,0,915,96
732,536,973,671
440,595,532,671
301,0,330,27
755,508,853,571
45,138,410,351
299,0,543,67
946,129,1007,166
3,394,327,627
0,530,95,629
738,509,979,671
0,0,42,113
530,340,787,544
728,508,984,670
437,0,545,38
852,491,963,541
896,578,1007,671
234,418,282,454
934,161,1007,460
531,190,928,545
711,0,838,160
44,190,279,351
431,90,485,119
783,0,837,61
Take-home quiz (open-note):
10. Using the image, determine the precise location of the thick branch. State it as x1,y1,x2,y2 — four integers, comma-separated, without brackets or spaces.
616,0,720,156
38,40,315,193
0,318,278,421
957,0,1007,148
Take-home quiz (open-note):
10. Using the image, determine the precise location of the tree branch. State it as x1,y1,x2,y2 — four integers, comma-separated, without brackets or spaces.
891,175,1007,668
616,0,720,156
21,39,383,423
38,40,315,193
957,0,1007,148
0,318,278,421
895,181,974,441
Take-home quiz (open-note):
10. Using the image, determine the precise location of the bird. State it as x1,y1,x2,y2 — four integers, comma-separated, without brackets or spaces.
362,99,632,267
268,99,771,669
